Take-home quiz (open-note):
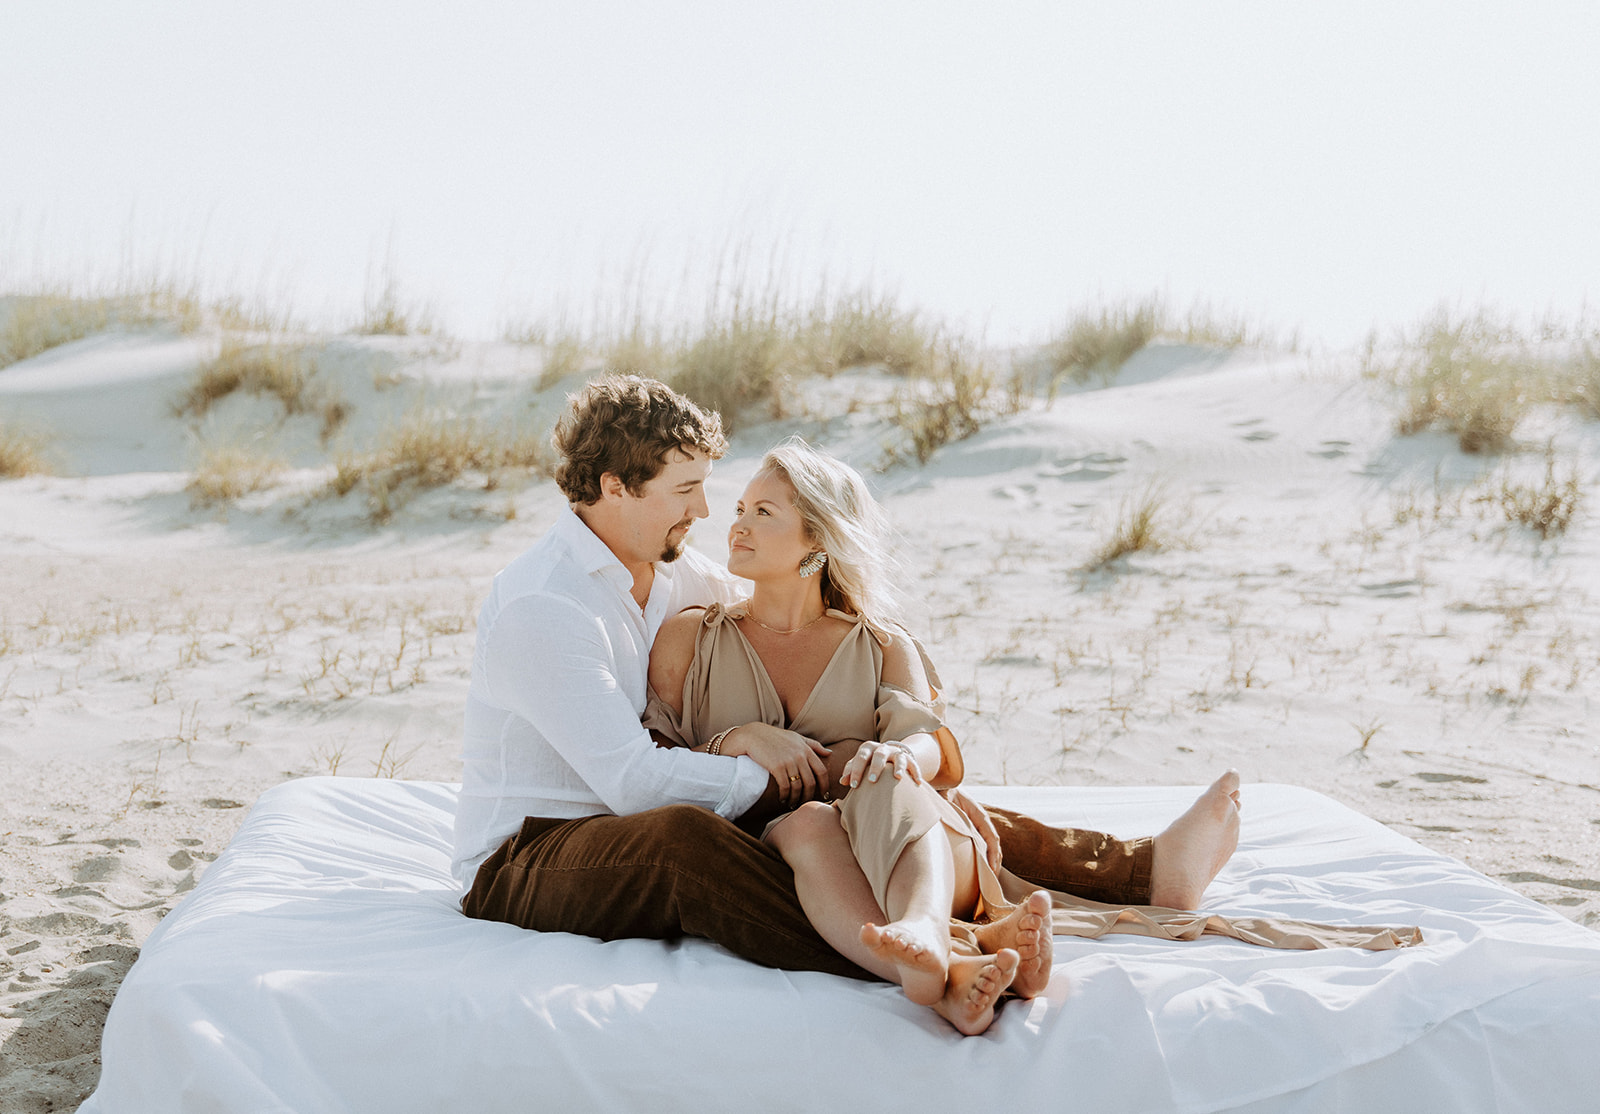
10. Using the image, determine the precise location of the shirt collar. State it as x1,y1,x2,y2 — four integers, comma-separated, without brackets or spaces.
555,504,679,598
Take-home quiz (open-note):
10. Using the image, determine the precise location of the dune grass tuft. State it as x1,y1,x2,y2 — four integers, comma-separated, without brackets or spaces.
1,294,112,367
1381,309,1600,453
881,342,997,467
187,442,284,505
176,337,349,440
326,408,554,522
1040,299,1164,392
1084,483,1175,571
1559,344,1600,421
356,258,439,338
0,422,52,477
1482,451,1584,539
1385,311,1545,453
802,289,939,379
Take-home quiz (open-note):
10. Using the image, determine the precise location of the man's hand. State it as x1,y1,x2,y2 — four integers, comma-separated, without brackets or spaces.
721,723,831,809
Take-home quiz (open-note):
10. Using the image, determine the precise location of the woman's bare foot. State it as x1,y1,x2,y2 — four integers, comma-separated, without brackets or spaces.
1149,770,1242,909
972,890,1053,998
860,918,949,1006
932,949,1020,1036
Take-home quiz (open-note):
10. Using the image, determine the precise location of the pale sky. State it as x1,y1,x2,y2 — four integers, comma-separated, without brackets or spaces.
3,1,1597,346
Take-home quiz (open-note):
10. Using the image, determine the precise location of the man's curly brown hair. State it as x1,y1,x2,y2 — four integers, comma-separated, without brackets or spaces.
554,375,728,505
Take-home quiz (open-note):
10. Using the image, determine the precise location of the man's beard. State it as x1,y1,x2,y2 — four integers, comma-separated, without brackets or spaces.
659,522,692,563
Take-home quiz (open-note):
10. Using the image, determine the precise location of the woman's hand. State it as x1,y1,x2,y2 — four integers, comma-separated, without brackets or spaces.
720,724,831,808
841,740,923,790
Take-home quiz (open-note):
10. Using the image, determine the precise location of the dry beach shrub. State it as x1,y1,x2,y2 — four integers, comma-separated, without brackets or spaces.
801,289,939,379
1042,298,1163,390
0,284,204,368
0,421,52,477
327,408,553,522
1482,452,1584,539
506,280,948,432
356,256,440,338
1557,344,1600,420
881,342,999,467
175,336,350,441
1382,309,1600,453
187,442,284,505
1084,483,1177,571
1035,297,1294,399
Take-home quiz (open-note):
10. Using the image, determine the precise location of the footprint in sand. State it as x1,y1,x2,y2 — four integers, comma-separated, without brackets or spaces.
1241,429,1279,442
201,798,245,809
1360,579,1422,598
1040,453,1126,481
1310,440,1352,459
72,855,121,884
1414,772,1489,784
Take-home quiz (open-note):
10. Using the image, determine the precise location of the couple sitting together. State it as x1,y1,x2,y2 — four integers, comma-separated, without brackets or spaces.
451,375,1416,1036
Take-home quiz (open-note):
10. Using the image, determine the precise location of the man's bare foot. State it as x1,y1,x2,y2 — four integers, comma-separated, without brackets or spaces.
861,918,949,1007
932,949,1020,1036
972,890,1053,998
1149,770,1242,909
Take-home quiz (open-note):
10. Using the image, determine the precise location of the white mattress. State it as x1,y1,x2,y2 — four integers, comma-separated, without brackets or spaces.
83,778,1600,1114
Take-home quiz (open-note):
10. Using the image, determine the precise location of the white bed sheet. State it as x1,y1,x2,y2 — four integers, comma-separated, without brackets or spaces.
82,778,1600,1114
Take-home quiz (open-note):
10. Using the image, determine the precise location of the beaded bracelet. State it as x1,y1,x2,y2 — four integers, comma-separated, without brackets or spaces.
705,727,735,757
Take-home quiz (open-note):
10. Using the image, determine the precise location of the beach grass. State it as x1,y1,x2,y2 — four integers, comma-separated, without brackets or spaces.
326,407,553,522
187,442,284,505
1483,451,1584,539
1084,483,1175,570
1383,309,1600,453
0,421,52,477
504,277,949,431
175,336,349,441
355,256,440,338
0,283,206,368
882,341,997,467
1041,298,1164,390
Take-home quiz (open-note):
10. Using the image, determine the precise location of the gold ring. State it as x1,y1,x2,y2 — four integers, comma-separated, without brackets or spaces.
789,775,799,783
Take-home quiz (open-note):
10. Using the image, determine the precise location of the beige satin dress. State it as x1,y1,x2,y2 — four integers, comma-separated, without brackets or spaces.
645,603,1421,953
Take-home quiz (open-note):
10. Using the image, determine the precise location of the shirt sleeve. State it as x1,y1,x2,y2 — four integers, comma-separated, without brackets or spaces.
480,592,768,818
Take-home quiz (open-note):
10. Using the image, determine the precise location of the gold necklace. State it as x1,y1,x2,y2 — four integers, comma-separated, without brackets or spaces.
745,610,827,636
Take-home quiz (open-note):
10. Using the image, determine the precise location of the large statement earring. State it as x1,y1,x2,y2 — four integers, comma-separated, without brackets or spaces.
798,550,828,578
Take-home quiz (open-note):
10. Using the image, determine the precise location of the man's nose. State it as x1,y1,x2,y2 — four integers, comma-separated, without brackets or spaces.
691,488,710,520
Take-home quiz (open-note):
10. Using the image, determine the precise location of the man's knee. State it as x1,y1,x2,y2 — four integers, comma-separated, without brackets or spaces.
624,803,764,870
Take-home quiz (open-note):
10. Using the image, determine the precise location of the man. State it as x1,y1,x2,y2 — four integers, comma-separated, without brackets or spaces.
455,375,1240,982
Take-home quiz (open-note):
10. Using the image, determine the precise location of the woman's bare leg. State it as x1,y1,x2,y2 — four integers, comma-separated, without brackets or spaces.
766,804,895,979
769,803,1016,1034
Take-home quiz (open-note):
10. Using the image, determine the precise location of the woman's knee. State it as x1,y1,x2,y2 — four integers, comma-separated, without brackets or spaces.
767,802,847,858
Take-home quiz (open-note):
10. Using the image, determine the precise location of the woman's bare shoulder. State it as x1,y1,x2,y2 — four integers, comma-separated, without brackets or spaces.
648,607,707,709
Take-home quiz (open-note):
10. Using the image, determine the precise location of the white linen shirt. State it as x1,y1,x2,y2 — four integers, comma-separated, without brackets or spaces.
451,506,766,887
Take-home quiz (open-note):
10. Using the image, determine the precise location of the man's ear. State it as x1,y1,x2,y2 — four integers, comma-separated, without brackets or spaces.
598,472,628,502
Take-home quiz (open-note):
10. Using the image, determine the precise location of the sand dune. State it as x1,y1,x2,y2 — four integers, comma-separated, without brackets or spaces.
2,328,1595,1110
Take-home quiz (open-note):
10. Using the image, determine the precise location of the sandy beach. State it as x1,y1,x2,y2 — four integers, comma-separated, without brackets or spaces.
2,329,1596,1110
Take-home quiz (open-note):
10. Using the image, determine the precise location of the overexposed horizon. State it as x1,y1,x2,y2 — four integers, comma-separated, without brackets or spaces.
3,0,1597,347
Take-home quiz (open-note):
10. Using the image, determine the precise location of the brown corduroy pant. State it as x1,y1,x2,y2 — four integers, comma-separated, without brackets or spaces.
462,802,1152,982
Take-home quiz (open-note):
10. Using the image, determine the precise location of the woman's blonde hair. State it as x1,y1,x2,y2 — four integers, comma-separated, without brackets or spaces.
758,437,901,629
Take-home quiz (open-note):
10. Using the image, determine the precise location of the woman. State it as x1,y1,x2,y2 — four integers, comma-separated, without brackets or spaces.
646,438,1051,1034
